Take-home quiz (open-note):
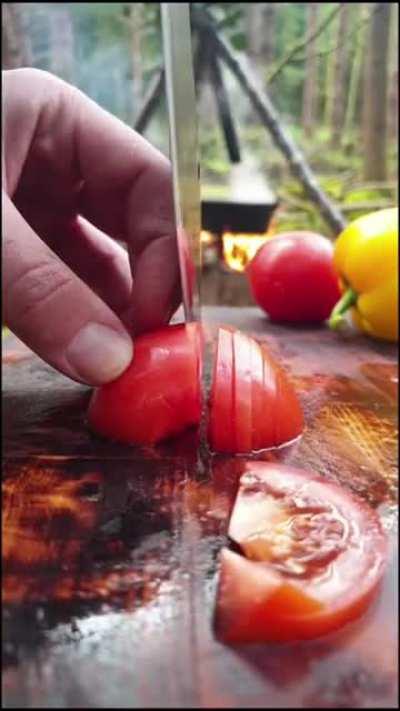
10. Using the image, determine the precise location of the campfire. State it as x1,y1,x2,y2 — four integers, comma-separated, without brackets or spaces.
222,230,274,272
201,198,278,275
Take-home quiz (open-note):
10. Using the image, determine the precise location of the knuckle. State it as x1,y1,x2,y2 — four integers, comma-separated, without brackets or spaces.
6,256,74,326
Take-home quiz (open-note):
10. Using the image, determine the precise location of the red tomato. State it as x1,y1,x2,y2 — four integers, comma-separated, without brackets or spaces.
215,463,388,643
88,324,202,445
208,328,234,453
247,231,341,323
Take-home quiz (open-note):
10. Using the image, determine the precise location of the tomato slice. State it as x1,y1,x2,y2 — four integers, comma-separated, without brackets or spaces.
257,343,278,449
233,331,252,453
250,339,265,451
216,462,388,643
273,362,304,446
208,328,234,453
88,323,202,445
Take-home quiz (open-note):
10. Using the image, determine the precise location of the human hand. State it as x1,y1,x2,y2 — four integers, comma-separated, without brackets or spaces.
2,69,180,385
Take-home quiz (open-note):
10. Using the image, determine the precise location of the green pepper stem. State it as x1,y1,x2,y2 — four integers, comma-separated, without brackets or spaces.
328,288,358,330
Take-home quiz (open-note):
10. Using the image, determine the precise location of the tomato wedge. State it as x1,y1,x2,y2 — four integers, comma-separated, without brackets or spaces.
208,328,234,453
88,323,202,445
215,462,388,643
233,331,252,453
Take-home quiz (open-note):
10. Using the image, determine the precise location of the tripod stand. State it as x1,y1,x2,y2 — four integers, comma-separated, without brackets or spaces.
135,5,241,165
135,5,345,235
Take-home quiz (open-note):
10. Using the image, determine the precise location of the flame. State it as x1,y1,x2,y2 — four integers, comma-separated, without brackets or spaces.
222,232,272,272
200,230,215,245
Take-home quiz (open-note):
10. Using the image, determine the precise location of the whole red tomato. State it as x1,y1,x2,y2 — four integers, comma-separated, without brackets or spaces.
247,231,341,323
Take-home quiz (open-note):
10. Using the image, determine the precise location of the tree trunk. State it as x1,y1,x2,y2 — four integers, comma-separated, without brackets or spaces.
387,2,398,144
362,3,392,180
329,3,350,148
323,10,338,126
2,3,31,69
246,4,276,83
125,3,143,122
343,4,368,149
49,8,74,82
302,3,319,138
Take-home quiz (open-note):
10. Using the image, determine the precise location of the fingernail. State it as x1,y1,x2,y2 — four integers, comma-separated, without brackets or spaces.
66,322,133,384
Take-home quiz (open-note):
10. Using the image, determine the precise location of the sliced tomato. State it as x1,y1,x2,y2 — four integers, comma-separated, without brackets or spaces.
88,323,202,445
272,360,304,446
233,331,252,453
256,342,278,450
250,339,265,451
209,329,303,454
208,328,234,453
215,462,388,643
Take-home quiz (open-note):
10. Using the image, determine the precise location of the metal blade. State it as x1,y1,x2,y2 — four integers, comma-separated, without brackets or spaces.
161,2,202,322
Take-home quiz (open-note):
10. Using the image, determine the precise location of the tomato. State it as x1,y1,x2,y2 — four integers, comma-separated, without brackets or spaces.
215,462,388,643
208,328,234,453
209,329,304,454
247,231,341,323
88,323,202,445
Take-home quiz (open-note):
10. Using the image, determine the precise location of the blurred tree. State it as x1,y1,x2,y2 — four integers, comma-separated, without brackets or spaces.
301,3,319,137
246,4,275,80
362,3,392,180
49,7,75,83
329,3,350,148
343,4,368,151
387,2,398,144
123,3,144,122
2,2,32,68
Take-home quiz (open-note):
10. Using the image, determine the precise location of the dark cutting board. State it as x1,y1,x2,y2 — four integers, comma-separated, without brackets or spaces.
2,307,398,709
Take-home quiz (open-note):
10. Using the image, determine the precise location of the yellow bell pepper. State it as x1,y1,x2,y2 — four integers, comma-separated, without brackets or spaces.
329,207,398,342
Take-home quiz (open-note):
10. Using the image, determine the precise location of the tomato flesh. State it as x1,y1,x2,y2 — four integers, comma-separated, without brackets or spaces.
88,323,202,445
208,328,234,453
215,462,388,643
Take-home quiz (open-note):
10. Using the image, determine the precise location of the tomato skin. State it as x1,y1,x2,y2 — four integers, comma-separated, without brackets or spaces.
88,324,202,445
215,462,388,644
247,232,341,323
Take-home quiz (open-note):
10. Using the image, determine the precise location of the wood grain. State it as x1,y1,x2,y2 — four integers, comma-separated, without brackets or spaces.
2,307,398,708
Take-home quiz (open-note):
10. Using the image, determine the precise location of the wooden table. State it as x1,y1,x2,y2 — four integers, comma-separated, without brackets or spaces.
2,307,398,708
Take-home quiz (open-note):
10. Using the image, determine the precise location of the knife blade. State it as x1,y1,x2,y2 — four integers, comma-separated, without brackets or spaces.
161,2,202,323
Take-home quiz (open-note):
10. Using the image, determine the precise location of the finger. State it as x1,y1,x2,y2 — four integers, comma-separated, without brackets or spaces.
72,85,180,333
47,215,134,319
4,69,180,334
126,234,181,334
2,193,133,385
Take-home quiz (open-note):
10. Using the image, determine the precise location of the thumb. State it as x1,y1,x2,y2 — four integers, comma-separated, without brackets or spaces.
2,193,133,385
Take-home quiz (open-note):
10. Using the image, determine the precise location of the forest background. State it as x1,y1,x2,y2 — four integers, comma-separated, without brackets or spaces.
2,2,398,236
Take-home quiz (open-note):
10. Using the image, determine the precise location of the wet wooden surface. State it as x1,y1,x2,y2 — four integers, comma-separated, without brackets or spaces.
2,307,398,709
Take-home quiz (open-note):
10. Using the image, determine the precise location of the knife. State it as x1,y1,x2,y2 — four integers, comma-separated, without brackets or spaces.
161,2,202,323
